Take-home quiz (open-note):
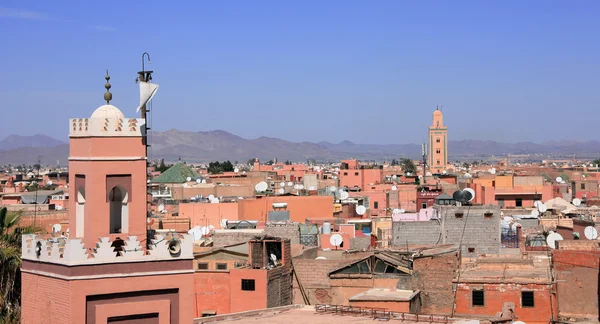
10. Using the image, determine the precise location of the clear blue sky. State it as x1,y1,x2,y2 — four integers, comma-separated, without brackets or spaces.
1,1,599,144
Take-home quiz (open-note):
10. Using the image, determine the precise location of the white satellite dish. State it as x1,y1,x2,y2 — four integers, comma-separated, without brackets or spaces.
136,81,159,112
561,180,566,184
238,196,244,200
202,179,207,184
55,205,63,211
329,233,343,247
356,205,367,215
534,200,541,208
556,176,563,183
190,197,196,201
51,224,61,233
546,232,563,249
464,188,476,201
158,204,165,212
287,182,293,187
392,175,397,179
392,208,401,215
208,194,215,201
464,173,472,178
182,183,188,188
490,168,496,175
298,184,304,190
188,226,203,241
531,209,540,217
399,209,405,214
426,172,432,176
234,167,239,173
538,203,548,213
329,186,337,192
340,191,349,200
186,176,192,182
200,226,210,235
196,178,202,184
220,218,228,228
442,170,447,174
573,198,582,206
293,184,300,190
391,185,397,191
47,180,53,185
211,198,220,204
278,188,285,194
280,182,285,187
255,181,268,192
584,226,598,240
406,172,411,176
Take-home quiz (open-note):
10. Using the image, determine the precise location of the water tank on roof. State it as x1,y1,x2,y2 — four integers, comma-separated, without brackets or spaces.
322,222,331,234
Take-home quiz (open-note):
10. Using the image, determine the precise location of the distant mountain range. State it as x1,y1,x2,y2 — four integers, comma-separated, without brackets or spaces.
0,130,599,165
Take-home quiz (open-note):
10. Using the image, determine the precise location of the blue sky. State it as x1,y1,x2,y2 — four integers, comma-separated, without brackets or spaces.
0,1,599,144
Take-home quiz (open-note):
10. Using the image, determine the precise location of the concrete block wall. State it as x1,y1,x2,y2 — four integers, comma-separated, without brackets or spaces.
212,232,259,247
392,221,442,246
349,236,371,250
440,205,500,256
391,205,501,257
264,223,300,245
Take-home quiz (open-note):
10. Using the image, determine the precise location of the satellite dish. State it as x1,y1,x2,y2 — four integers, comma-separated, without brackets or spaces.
293,184,300,190
534,200,542,208
190,197,196,201
464,173,472,178
340,191,349,200
298,184,304,190
47,180,53,185
315,256,327,260
287,182,293,187
356,205,367,215
546,232,563,249
200,226,211,235
278,188,285,194
136,81,160,112
196,179,202,184
202,179,207,184
399,209,405,214
531,209,540,217
238,196,244,200
182,183,188,188
208,194,215,201
51,224,61,233
426,172,432,176
490,169,496,175
158,204,165,212
234,168,239,173
329,186,337,192
280,182,285,187
220,219,228,228
452,189,473,203
556,176,563,183
188,226,202,241
329,233,343,247
255,181,268,192
211,198,220,204
584,226,598,240
538,203,548,213
55,205,63,211
442,170,447,174
392,208,401,215
186,177,192,182
392,175,397,179
391,185,397,191
464,188,476,201
573,198,582,206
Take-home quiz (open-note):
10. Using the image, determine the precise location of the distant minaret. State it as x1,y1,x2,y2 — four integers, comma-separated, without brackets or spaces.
428,106,448,174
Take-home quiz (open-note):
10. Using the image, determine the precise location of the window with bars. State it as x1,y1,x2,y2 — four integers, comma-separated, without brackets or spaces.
216,263,227,270
522,291,534,307
241,279,255,291
472,290,484,306
197,262,208,270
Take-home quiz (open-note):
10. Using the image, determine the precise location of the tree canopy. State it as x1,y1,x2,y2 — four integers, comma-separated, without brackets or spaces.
207,161,235,174
400,158,417,174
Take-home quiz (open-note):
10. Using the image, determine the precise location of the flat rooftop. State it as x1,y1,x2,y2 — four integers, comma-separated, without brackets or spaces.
195,306,471,324
349,288,419,302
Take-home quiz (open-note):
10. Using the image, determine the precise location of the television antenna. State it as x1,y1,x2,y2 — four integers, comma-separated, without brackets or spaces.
584,226,598,240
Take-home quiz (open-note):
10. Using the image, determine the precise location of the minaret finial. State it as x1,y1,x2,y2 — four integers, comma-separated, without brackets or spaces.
104,69,112,104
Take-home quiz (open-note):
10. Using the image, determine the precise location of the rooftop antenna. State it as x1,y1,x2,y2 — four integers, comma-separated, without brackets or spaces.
33,155,42,227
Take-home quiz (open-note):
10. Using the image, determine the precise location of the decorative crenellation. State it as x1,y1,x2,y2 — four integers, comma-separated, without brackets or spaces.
22,234,193,264
69,118,146,137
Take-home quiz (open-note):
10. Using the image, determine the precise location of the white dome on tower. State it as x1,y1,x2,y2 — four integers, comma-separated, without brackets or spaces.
91,104,124,119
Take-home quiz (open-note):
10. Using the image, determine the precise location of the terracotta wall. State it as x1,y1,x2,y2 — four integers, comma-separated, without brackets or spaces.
179,202,239,228
229,268,268,313
193,271,231,317
554,249,600,320
238,196,333,222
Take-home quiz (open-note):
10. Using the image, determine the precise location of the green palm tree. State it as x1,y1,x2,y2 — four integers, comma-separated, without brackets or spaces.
400,158,417,174
0,207,38,323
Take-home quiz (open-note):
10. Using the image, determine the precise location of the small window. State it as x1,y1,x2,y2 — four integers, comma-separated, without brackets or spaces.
216,263,227,270
498,198,504,207
516,198,523,207
436,138,440,143
422,203,427,209
436,149,441,154
374,201,379,209
343,172,348,176
354,172,359,176
468,247,475,253
241,279,255,291
581,183,585,190
202,311,216,317
522,291,534,307
437,160,441,165
197,262,208,270
472,290,484,306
